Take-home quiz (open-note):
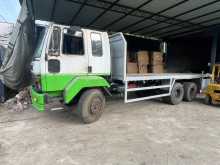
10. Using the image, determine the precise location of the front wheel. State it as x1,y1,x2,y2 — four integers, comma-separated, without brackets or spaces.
77,89,105,124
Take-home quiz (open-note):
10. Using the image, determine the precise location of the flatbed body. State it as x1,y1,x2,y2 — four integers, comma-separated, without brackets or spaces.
109,33,211,103
126,73,208,81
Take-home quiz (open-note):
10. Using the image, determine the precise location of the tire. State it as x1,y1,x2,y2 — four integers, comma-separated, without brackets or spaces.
183,82,197,102
164,83,184,105
204,95,212,105
77,89,105,124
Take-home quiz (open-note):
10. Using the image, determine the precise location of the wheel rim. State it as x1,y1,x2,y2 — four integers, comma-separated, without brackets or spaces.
174,89,181,98
90,97,102,115
190,87,196,97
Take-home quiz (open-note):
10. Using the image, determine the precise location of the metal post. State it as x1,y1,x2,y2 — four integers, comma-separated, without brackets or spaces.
124,81,128,103
210,33,218,71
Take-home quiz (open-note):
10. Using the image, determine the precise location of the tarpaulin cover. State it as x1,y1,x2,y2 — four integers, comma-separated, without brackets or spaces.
0,0,34,90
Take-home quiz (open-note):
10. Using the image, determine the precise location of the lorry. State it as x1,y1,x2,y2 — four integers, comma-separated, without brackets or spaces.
31,21,210,123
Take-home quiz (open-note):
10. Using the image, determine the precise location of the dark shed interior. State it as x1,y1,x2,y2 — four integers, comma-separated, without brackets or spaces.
166,35,213,73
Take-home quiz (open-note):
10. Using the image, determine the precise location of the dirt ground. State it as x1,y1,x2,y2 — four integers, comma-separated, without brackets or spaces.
0,97,220,165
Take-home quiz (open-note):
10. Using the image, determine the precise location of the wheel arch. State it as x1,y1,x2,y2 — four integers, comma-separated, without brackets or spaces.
63,76,110,104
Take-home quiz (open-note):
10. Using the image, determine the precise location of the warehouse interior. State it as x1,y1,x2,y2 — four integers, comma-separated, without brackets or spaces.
1,2,220,162
19,0,220,73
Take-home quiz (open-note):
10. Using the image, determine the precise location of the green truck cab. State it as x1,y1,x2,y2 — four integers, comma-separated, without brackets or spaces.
31,21,110,123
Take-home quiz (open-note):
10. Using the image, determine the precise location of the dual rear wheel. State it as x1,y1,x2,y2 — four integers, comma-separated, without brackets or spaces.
164,82,197,105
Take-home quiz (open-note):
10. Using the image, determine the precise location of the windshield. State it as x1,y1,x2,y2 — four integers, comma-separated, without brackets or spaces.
33,26,47,58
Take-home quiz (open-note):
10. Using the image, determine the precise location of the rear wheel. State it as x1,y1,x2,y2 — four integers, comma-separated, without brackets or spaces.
183,82,197,102
163,83,184,105
77,89,105,124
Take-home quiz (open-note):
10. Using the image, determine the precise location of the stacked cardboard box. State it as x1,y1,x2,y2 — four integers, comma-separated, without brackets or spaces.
127,51,138,74
127,51,164,74
127,62,138,74
150,51,164,73
137,51,149,74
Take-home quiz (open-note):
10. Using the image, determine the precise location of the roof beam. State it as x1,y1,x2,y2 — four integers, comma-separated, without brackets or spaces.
50,0,57,21
119,0,190,32
98,0,198,30
134,0,220,34
162,22,220,39
67,0,197,30
170,0,220,19
157,16,220,38
103,0,154,29
143,8,220,36
86,0,120,27
69,0,88,25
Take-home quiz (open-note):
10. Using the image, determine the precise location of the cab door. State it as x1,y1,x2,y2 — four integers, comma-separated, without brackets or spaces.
46,26,88,75
85,30,110,75
44,26,89,91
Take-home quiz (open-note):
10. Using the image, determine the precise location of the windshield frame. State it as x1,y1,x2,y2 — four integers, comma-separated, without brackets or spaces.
33,25,48,59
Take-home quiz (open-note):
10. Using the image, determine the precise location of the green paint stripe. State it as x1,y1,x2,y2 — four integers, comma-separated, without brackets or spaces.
41,73,110,92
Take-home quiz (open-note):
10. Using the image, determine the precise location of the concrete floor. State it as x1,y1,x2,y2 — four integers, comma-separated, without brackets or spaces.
0,98,220,165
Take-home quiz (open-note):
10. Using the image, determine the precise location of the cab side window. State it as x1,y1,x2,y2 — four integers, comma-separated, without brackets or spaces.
62,28,84,55
91,33,103,57
49,26,61,56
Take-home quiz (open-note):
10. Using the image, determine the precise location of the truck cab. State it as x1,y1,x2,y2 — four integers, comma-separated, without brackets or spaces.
32,21,111,77
31,21,111,123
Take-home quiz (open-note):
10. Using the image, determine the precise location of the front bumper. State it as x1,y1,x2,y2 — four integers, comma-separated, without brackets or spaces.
31,87,45,112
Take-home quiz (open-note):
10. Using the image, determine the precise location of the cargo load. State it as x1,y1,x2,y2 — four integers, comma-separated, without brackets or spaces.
137,51,149,73
150,51,164,73
127,62,138,74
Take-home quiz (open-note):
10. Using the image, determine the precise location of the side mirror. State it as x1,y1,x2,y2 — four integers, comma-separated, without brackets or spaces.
48,27,61,56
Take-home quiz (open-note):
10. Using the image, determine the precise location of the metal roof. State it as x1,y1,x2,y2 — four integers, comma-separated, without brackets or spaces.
25,0,220,39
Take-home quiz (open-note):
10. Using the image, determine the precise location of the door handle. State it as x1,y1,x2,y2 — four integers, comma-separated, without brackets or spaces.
45,53,48,61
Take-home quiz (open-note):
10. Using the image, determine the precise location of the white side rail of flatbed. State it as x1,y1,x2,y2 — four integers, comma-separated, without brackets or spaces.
124,73,210,103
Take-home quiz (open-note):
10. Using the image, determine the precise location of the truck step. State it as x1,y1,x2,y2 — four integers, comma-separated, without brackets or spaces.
50,107,65,111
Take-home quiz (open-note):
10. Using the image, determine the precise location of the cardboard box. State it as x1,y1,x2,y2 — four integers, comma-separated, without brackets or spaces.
137,51,149,64
151,51,163,65
138,64,148,73
137,51,149,74
151,64,164,73
127,62,138,74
